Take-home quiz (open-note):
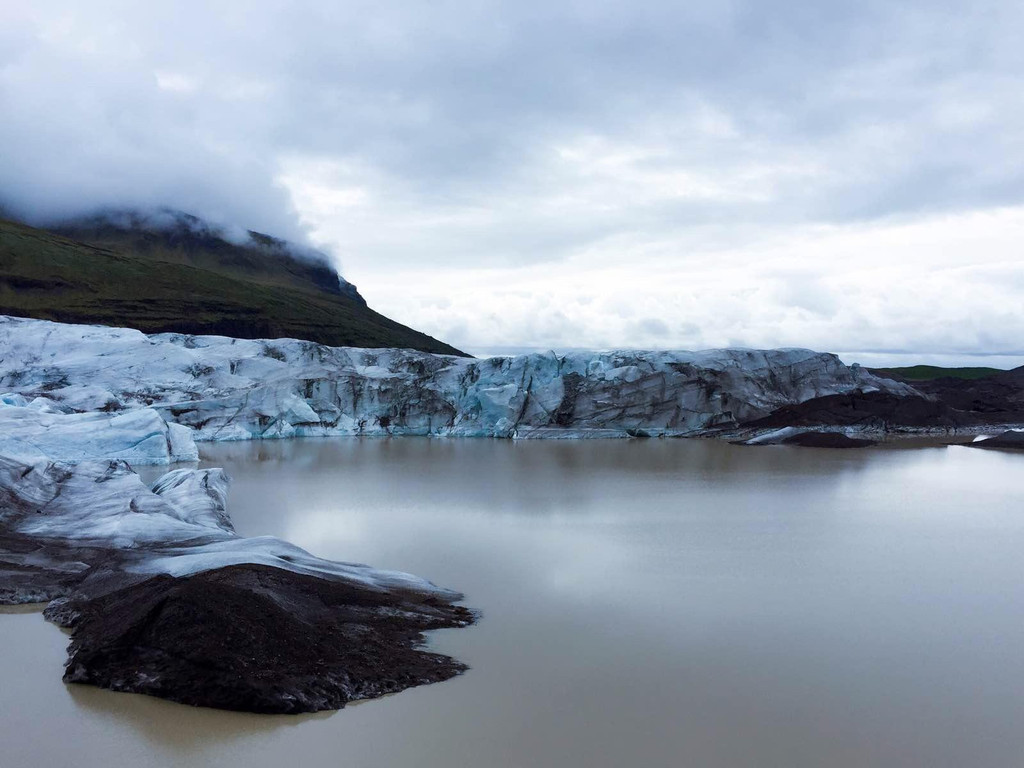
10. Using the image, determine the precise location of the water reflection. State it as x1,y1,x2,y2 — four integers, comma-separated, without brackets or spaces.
2,438,1023,768
67,685,331,749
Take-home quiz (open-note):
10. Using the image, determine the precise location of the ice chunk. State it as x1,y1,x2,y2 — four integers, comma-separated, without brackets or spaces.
150,467,234,533
0,403,198,464
0,455,459,600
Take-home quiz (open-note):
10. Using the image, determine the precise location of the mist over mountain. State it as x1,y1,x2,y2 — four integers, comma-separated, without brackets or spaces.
0,213,464,355
51,207,363,302
3,2,1024,360
55,207,331,265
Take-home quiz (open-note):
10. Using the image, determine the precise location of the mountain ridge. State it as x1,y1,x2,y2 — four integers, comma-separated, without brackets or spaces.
0,212,466,356
50,208,367,304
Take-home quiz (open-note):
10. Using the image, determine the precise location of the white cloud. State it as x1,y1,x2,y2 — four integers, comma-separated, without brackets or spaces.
309,206,1024,366
154,71,197,93
2,0,1024,362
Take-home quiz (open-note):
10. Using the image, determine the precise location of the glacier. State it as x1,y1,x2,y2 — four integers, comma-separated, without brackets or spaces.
0,394,197,465
0,315,912,447
0,455,459,601
0,314,980,713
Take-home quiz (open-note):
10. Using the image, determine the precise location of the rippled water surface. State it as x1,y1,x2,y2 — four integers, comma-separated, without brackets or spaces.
3,438,1024,767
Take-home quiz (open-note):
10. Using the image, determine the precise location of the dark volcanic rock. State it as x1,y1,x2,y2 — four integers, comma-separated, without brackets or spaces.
779,431,877,449
870,367,1024,427
967,430,1024,450
740,391,962,431
48,564,473,714
744,367,1024,435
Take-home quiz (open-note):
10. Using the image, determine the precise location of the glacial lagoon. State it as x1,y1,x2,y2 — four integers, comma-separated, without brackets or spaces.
3,437,1024,767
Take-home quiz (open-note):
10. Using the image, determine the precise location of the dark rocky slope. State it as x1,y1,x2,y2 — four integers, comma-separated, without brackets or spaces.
874,366,1024,425
737,366,1024,434
737,391,963,432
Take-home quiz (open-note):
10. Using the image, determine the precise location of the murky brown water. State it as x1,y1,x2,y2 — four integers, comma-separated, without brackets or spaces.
3,438,1024,767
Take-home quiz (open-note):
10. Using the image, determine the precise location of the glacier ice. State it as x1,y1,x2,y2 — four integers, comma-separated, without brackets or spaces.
0,395,197,465
0,455,458,602
0,315,913,444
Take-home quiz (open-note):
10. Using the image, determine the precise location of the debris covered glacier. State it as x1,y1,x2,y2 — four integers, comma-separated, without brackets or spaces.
0,454,472,712
0,455,460,603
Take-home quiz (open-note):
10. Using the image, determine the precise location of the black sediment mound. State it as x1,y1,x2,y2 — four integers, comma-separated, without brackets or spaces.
2,456,474,714
870,367,1024,427
967,431,1024,451
47,564,474,714
741,391,962,431
744,366,1024,434
779,431,877,448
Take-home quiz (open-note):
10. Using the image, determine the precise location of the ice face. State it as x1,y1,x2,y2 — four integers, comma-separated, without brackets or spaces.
149,467,234,533
0,315,913,443
1,458,223,547
0,398,198,465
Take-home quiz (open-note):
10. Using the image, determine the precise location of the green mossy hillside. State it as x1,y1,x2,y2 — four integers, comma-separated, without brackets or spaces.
0,218,464,356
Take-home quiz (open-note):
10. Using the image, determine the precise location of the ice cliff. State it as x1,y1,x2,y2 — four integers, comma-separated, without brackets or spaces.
0,394,197,464
0,315,910,445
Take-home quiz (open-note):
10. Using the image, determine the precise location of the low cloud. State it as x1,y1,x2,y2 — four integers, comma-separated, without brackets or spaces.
360,207,1024,366
2,1,1023,360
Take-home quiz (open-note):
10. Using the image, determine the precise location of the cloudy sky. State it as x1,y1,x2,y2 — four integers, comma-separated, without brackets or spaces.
2,1,1024,364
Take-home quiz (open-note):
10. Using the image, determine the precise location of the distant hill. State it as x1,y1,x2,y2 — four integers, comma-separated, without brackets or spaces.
0,211,465,355
870,364,1004,381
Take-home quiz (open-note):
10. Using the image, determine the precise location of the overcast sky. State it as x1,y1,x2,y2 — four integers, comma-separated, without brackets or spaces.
3,1,1024,364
